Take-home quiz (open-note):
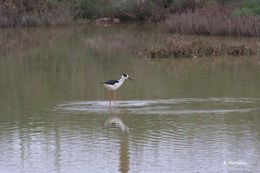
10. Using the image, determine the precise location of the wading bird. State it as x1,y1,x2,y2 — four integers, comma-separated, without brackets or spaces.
101,74,134,107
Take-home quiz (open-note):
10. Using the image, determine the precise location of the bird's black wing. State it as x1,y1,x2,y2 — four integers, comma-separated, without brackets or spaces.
102,80,119,85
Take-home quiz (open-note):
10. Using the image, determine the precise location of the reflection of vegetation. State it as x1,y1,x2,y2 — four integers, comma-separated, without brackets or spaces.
0,20,259,173
0,25,259,119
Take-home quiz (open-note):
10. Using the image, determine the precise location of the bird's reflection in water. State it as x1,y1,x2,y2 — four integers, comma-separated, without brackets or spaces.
104,116,129,133
118,132,129,173
104,115,130,173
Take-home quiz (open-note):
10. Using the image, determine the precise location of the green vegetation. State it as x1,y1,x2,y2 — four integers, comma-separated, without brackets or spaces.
72,0,158,20
0,0,163,26
70,0,260,20
0,0,73,26
233,0,260,16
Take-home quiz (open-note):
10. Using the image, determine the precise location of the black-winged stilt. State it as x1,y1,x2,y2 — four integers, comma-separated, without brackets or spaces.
101,74,134,107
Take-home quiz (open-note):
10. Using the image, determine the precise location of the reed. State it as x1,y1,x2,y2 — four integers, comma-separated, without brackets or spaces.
165,5,260,37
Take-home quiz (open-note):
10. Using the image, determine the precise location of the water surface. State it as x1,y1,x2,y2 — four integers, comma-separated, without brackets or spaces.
0,24,260,173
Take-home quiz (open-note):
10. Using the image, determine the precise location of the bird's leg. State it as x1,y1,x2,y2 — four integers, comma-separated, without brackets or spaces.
113,90,116,104
108,90,112,107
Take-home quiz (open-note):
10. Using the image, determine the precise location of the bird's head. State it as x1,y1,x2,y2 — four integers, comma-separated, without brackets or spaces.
122,74,134,81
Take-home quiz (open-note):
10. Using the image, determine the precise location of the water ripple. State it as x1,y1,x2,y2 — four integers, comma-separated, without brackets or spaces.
54,97,260,115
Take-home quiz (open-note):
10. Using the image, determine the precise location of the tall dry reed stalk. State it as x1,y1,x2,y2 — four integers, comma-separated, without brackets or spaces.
165,5,260,37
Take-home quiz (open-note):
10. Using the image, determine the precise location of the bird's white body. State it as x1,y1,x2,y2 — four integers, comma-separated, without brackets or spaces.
103,76,127,90
102,74,133,107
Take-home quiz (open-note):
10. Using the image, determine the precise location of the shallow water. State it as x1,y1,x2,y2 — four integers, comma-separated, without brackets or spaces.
55,98,260,115
0,24,260,173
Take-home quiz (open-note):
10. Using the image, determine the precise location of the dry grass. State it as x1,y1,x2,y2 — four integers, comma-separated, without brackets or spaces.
165,5,260,37
144,34,259,59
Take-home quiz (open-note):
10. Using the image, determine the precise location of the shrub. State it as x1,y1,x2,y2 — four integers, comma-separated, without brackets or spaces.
72,0,160,20
0,0,73,26
233,0,260,16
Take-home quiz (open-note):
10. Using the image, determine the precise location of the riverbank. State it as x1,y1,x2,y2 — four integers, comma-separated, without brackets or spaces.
0,0,163,27
1,1,260,37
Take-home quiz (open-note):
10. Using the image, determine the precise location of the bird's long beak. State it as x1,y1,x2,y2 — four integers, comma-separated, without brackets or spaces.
128,77,134,81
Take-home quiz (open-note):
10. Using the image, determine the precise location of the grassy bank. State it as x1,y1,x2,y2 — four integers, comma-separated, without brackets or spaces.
144,35,259,59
